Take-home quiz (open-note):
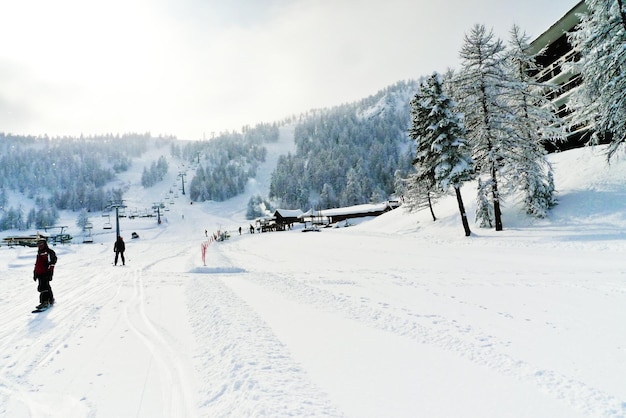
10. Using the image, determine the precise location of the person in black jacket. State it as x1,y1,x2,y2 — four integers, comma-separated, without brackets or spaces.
114,235,126,266
33,238,57,309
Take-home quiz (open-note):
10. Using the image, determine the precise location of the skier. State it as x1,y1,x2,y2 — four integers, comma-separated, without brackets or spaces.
114,235,126,266
33,238,57,309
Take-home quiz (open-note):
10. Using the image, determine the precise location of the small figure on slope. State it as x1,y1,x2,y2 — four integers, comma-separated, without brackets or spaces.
33,238,57,310
114,235,125,266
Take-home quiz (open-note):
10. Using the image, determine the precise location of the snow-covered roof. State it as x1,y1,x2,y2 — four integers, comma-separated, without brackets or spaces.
274,209,304,218
299,202,397,219
320,202,393,217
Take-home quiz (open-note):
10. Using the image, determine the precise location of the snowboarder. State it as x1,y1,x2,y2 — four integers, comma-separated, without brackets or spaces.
114,235,126,266
33,238,57,310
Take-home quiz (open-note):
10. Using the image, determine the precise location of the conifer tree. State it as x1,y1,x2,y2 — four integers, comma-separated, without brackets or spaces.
405,90,441,222
408,73,474,236
402,171,443,221
568,0,626,160
475,179,494,228
319,183,339,209
341,168,365,207
76,209,91,230
505,25,561,217
454,24,513,231
0,185,7,210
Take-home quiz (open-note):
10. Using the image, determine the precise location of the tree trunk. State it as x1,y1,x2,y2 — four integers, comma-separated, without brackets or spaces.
491,164,503,231
454,186,471,237
427,192,437,222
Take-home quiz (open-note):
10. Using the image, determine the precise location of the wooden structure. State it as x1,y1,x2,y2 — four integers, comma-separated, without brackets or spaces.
273,209,304,230
2,233,48,247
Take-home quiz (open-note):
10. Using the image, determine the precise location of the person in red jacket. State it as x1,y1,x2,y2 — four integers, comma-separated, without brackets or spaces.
33,238,57,309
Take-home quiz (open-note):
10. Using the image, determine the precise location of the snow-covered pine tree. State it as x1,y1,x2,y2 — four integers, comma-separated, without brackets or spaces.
0,206,25,231
319,183,339,209
246,195,273,220
568,0,626,160
140,167,153,188
475,178,494,228
406,77,442,222
521,169,556,219
454,24,515,231
341,168,365,207
408,73,474,236
75,209,91,230
401,172,441,221
504,25,561,218
0,185,7,210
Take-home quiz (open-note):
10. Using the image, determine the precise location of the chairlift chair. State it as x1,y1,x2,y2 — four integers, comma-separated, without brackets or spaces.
103,214,112,229
83,223,94,243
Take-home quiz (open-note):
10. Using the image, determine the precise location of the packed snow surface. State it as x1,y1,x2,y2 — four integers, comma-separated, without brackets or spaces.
1,138,625,417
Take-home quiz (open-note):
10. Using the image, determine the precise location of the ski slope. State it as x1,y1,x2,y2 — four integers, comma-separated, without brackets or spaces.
0,136,625,417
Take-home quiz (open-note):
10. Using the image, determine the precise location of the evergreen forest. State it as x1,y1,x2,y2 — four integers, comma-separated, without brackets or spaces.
268,80,418,210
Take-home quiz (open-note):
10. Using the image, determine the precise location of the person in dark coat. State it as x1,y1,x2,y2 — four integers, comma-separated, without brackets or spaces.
114,236,126,266
33,238,57,309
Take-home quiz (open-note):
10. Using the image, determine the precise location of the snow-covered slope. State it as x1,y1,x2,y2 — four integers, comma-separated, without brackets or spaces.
0,142,625,418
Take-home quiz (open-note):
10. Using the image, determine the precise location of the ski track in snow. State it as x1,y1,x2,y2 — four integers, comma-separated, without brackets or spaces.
215,232,626,418
187,278,343,417
123,268,196,418
0,242,199,417
0,125,307,417
0,251,116,417
185,240,343,417
1,140,626,417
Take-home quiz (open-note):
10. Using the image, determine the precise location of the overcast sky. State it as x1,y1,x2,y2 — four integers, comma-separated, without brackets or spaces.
0,0,578,140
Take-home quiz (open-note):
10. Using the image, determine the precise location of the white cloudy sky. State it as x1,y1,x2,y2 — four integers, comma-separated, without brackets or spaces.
0,0,578,140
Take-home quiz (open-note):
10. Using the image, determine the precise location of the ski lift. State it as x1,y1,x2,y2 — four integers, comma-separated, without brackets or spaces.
83,222,94,243
103,214,112,230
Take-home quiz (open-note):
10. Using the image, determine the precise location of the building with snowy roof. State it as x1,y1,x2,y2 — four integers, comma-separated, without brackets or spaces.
528,1,589,150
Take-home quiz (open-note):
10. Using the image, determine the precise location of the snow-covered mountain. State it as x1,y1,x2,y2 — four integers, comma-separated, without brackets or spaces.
0,80,419,220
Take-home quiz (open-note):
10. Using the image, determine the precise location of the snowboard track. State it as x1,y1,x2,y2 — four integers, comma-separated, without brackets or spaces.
218,245,625,418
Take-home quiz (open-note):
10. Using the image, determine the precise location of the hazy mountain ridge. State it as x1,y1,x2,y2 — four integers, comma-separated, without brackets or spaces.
0,80,420,230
